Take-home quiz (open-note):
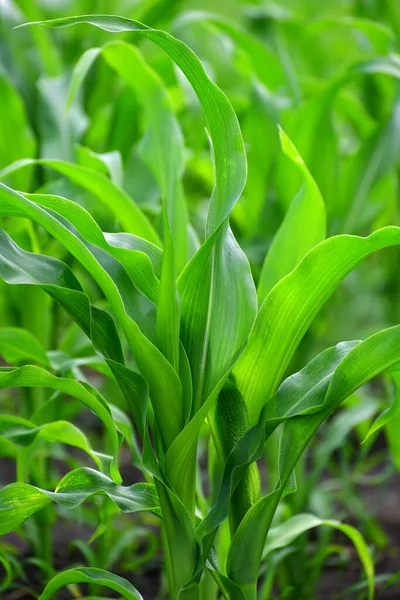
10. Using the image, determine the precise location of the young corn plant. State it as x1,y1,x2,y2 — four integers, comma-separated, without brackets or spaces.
1,15,400,600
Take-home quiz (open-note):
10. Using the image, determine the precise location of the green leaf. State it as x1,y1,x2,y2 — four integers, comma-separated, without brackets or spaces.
68,40,189,270
0,225,149,442
209,380,260,534
66,46,102,109
235,226,400,425
31,16,257,522
0,158,160,245
385,386,400,471
0,415,101,468
285,54,400,211
263,513,373,593
0,72,36,190
342,96,400,232
103,41,189,271
0,326,50,366
156,205,181,372
198,341,357,548
227,325,400,597
0,548,13,592
257,127,326,304
206,565,247,600
174,11,284,91
0,467,160,535
0,365,122,482
312,398,378,480
307,16,395,53
155,480,199,597
178,224,256,414
38,567,143,600
22,192,161,304
0,182,183,452
76,144,124,187
164,222,256,513
18,14,247,233
236,81,279,238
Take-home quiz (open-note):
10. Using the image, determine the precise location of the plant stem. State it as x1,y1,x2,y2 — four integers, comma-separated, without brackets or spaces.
199,569,218,600
242,583,257,600
177,583,200,600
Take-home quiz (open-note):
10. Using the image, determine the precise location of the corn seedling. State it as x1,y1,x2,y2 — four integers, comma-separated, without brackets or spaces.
0,10,400,600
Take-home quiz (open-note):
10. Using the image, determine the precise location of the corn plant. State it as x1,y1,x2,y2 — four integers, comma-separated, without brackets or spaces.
1,14,400,600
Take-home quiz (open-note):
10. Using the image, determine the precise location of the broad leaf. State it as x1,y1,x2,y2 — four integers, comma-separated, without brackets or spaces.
257,127,326,304
38,567,143,600
236,226,400,424
0,467,160,534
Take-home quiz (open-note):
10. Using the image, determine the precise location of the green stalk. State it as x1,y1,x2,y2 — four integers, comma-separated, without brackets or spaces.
242,583,257,600
160,523,174,600
16,447,29,483
199,569,218,600
178,584,200,600
228,464,261,537
259,563,278,600
155,480,198,600
98,511,113,570
36,507,53,566
20,284,54,568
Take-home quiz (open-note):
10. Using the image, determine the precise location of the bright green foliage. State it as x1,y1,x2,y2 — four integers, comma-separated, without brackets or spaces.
0,3,399,600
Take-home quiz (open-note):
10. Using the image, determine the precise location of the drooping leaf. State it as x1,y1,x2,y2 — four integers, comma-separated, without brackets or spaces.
0,159,160,245
0,415,101,468
17,14,247,233
0,182,183,452
39,567,143,600
0,225,149,441
0,467,160,535
38,568,143,600
236,226,400,425
22,192,161,304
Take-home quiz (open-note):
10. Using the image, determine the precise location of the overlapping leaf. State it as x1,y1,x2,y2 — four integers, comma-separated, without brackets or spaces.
226,325,400,597
0,364,121,481
0,158,160,245
0,222,149,441
67,41,189,270
0,182,183,451
235,226,400,424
